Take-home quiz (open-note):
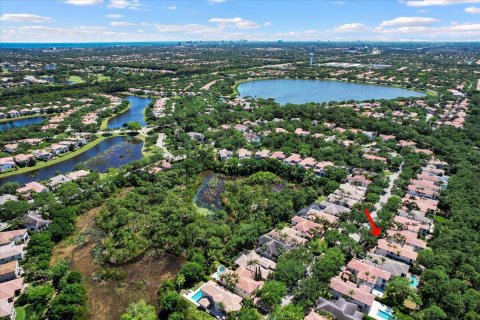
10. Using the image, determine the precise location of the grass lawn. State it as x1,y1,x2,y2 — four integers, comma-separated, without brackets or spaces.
434,214,448,223
316,195,327,203
67,75,85,84
15,306,33,320
96,73,111,82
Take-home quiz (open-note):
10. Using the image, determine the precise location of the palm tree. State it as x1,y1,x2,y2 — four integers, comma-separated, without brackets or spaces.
247,259,259,268
363,271,370,284
347,289,356,302
220,272,240,292
380,256,386,267
175,274,185,291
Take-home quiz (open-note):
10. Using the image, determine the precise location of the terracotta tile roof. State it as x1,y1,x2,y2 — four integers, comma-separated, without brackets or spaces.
346,258,391,282
330,276,375,307
200,280,242,312
377,239,418,261
0,230,27,246
0,261,17,277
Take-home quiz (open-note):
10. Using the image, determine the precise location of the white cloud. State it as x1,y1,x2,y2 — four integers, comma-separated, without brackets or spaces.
167,6,176,10
264,21,272,27
406,0,480,6
380,16,439,27
209,17,261,29
110,21,138,26
108,0,141,9
64,0,103,5
155,23,218,34
0,13,51,22
208,0,226,4
334,23,369,32
465,6,480,12
106,14,124,18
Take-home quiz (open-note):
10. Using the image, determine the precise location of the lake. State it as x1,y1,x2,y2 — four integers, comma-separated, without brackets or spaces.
107,96,151,129
0,116,46,132
0,136,143,185
237,79,426,105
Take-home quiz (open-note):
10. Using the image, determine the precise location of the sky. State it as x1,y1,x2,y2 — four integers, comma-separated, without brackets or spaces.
1,0,479,43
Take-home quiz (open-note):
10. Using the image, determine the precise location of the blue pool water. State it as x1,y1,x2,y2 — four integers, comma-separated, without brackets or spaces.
216,265,226,276
192,290,204,302
410,275,420,288
377,309,395,320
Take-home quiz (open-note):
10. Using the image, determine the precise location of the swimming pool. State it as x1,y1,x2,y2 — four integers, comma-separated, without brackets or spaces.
377,309,395,320
216,265,226,276
409,275,420,288
192,290,204,302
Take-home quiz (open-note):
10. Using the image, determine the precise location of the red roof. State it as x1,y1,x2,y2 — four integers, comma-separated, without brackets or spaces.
330,276,375,306
346,259,391,282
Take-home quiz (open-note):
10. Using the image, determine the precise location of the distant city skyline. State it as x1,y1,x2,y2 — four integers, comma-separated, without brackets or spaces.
1,0,480,43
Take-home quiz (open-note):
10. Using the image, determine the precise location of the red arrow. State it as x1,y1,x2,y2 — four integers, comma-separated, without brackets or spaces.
364,208,381,237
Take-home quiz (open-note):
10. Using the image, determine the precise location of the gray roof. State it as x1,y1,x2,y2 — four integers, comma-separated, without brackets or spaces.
397,209,433,225
297,202,350,218
48,174,72,187
315,297,364,320
366,253,410,277
26,212,52,229
256,235,289,260
0,194,17,206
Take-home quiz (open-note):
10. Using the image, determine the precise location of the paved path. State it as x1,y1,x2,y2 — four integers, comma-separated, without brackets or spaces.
373,163,404,218
156,133,174,159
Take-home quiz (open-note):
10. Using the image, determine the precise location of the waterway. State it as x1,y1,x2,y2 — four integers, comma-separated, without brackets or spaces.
237,79,426,105
0,116,46,132
0,136,143,185
107,96,151,128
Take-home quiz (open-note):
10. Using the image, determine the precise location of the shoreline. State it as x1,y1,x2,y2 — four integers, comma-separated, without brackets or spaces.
232,77,434,99
100,100,132,130
0,113,50,124
0,133,123,179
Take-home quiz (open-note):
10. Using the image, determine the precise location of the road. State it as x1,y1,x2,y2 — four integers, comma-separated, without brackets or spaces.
156,133,174,159
373,162,404,218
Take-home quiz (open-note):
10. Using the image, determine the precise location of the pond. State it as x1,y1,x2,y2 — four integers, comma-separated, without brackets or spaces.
107,96,151,129
237,79,426,105
194,172,226,212
0,136,143,185
0,116,46,132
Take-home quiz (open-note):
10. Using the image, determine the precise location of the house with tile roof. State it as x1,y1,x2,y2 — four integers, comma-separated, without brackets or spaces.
330,276,375,312
346,258,391,289
312,297,364,320
0,157,16,173
197,280,243,314
0,261,20,283
375,239,418,265
291,216,323,239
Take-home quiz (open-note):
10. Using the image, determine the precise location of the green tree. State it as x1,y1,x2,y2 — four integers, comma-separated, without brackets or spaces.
270,304,303,320
158,290,180,313
257,280,287,312
26,284,54,312
417,306,448,320
121,300,157,320
385,276,421,306
179,262,205,286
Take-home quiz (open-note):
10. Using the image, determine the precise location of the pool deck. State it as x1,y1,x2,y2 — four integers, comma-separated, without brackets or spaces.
369,301,396,320
183,287,203,307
